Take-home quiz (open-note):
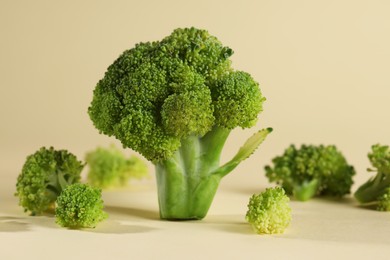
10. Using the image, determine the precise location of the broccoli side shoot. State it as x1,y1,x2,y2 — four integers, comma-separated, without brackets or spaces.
15,147,84,215
377,188,390,211
354,144,390,211
88,27,271,220
55,183,108,228
265,144,355,201
246,187,291,234
85,145,149,189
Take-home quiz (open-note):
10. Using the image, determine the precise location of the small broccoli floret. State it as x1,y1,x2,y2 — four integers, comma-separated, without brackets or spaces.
377,188,390,211
354,144,390,210
15,147,84,215
265,144,355,201
85,145,149,189
88,27,271,220
55,183,108,228
245,187,291,234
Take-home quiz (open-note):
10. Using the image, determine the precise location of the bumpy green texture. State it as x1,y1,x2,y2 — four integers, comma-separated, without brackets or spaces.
85,145,149,189
88,27,265,163
355,144,390,211
88,27,269,220
245,187,291,234
265,145,355,201
55,183,108,228
15,147,84,215
377,188,390,211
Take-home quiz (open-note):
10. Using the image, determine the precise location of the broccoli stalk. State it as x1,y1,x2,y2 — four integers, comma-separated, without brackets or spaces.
156,127,271,219
354,144,390,210
88,27,270,220
354,170,390,203
289,179,320,202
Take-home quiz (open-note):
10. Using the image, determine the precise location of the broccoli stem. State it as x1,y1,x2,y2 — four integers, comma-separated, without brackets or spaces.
354,171,390,203
155,127,272,220
293,179,320,201
155,126,230,220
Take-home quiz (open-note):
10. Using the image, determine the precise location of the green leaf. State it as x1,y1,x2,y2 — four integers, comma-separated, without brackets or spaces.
211,127,272,178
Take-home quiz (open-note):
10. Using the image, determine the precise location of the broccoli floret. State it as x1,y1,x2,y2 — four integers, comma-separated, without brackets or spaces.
377,188,390,211
15,147,84,215
88,27,270,220
85,145,149,189
265,144,355,201
354,144,390,210
55,183,108,228
245,187,291,234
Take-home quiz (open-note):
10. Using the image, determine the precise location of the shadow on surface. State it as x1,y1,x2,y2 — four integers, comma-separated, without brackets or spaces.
1,214,58,231
355,203,377,211
0,216,30,232
105,205,159,220
0,214,158,234
283,198,390,245
214,222,253,235
85,219,158,234
205,215,253,235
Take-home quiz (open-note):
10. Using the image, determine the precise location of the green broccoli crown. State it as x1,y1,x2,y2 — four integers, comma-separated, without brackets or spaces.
55,183,108,228
15,147,84,215
85,145,149,189
265,144,355,201
368,144,390,174
245,187,291,234
88,27,265,162
355,144,390,205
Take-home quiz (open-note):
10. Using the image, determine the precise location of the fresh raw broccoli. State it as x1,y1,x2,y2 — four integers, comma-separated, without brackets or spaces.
377,188,390,211
55,183,108,228
85,145,149,189
15,147,84,215
265,144,355,201
354,144,390,211
245,187,291,234
88,27,271,220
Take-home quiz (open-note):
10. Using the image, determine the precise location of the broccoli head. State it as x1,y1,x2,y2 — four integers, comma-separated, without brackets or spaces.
88,27,270,220
245,187,291,234
265,144,355,201
85,145,149,189
15,147,84,215
55,183,108,228
354,144,390,210
88,27,265,162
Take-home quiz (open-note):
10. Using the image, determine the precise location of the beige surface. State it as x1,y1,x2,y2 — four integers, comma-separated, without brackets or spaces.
1,0,390,259
1,175,390,259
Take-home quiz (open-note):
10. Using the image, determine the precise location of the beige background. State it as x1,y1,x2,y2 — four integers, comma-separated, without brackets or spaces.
1,0,390,185
1,0,390,259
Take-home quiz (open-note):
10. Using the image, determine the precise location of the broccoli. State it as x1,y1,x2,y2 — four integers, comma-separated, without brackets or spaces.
88,27,271,220
245,187,291,234
15,147,84,215
55,183,108,228
377,188,390,211
85,145,149,189
354,144,390,211
265,144,355,201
